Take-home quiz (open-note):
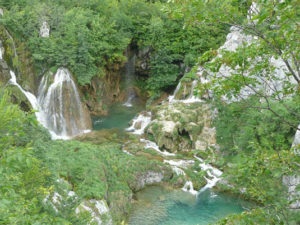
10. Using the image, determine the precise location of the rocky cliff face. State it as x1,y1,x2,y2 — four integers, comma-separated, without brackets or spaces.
82,70,123,116
0,25,38,92
0,40,10,86
282,175,300,209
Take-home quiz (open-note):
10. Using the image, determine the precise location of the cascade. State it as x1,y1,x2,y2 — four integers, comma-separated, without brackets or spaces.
195,156,223,193
127,87,221,196
182,181,198,195
168,80,202,104
126,111,151,135
38,68,91,139
140,139,176,156
2,30,91,139
184,80,202,103
9,70,50,135
168,81,181,102
164,157,222,195
9,68,91,139
9,71,40,111
123,48,136,107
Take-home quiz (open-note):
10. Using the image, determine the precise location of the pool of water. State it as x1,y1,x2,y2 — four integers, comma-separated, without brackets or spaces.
92,103,143,130
128,186,250,225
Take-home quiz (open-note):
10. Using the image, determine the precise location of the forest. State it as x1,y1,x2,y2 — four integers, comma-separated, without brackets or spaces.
0,0,299,224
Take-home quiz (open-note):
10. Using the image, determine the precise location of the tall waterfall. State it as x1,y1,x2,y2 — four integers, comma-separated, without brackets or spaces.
123,49,136,107
2,31,91,139
38,68,91,139
8,67,91,139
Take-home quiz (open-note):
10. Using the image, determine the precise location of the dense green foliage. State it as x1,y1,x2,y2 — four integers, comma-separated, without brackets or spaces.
171,0,300,224
0,91,170,224
215,96,300,154
1,0,299,224
0,91,73,224
0,0,227,94
213,97,300,224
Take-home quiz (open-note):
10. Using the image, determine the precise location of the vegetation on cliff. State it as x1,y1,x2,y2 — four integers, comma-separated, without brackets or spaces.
0,0,299,224
0,0,227,95
0,91,172,224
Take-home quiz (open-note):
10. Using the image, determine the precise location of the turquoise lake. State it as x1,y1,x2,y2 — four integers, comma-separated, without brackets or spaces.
92,103,251,225
92,103,143,130
128,186,250,225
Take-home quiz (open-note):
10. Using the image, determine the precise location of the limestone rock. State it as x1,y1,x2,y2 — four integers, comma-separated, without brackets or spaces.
283,175,300,209
129,166,173,192
0,40,10,86
146,101,216,153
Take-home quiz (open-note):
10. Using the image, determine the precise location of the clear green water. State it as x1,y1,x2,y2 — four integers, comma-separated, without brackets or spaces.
92,103,143,130
92,104,250,225
128,186,250,225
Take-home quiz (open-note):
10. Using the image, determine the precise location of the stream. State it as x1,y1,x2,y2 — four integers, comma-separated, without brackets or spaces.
92,104,252,225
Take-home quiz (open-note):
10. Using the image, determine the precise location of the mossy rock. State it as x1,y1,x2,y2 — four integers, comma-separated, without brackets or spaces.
146,101,214,153
0,60,10,86
6,85,33,112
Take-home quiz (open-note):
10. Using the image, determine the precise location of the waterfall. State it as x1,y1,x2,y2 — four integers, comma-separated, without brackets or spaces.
168,80,202,104
126,111,151,135
164,159,199,195
9,71,39,110
140,139,176,156
168,81,181,102
8,66,91,139
9,70,50,133
164,157,222,195
38,68,91,139
123,91,135,107
183,80,201,103
123,49,136,107
195,156,223,193
2,32,91,140
182,181,198,195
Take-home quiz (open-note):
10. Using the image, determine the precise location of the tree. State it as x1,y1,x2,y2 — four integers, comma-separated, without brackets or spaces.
167,1,300,223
